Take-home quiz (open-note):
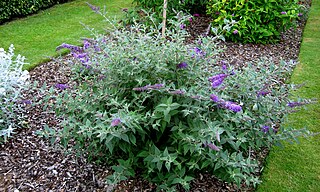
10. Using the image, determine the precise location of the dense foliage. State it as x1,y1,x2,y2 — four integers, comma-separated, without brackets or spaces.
39,14,312,190
0,45,29,143
0,0,72,24
206,0,304,44
133,0,208,15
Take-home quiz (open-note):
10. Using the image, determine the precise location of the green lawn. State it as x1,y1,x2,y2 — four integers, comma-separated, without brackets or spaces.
0,0,132,70
257,1,320,191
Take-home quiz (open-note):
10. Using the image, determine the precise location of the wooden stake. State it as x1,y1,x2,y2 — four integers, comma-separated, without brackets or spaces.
162,0,167,38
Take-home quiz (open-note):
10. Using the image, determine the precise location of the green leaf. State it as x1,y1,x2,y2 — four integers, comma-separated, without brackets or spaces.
121,134,130,143
157,161,162,171
165,161,171,171
129,134,136,145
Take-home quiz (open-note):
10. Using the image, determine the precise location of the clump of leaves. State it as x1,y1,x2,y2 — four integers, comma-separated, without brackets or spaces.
44,17,311,190
0,45,30,142
207,0,304,44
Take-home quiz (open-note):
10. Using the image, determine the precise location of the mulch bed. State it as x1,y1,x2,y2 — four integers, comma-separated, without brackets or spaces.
0,1,312,191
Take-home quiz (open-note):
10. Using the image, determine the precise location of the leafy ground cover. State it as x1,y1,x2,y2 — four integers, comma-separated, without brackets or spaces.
0,0,132,70
258,1,320,191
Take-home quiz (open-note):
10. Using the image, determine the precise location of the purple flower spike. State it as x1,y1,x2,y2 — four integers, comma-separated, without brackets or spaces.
257,90,271,97
224,101,242,112
233,30,238,34
177,62,188,69
208,74,228,82
191,95,201,99
193,13,200,17
207,143,220,151
55,83,69,90
111,118,121,127
18,100,32,105
298,13,303,17
261,125,270,133
189,17,193,22
210,94,220,102
56,43,82,53
211,78,224,88
170,90,185,95
148,84,164,89
281,11,287,15
287,102,304,108
133,84,164,91
86,2,100,13
132,87,147,91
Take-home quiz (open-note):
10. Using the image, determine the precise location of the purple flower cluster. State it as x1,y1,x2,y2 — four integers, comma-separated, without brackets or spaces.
298,13,303,17
257,90,271,97
55,83,69,90
210,94,242,113
17,100,32,105
74,52,89,61
221,64,227,71
179,24,186,29
193,13,200,17
133,84,164,91
261,125,270,133
208,74,228,88
169,90,185,95
210,94,220,102
111,118,121,127
177,62,188,69
86,2,100,13
191,47,206,58
233,29,238,35
287,101,305,108
224,101,242,112
56,43,82,52
83,40,91,49
204,142,220,151
281,11,287,15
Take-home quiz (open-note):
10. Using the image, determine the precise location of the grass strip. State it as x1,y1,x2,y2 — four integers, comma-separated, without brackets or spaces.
257,1,320,191
0,0,132,70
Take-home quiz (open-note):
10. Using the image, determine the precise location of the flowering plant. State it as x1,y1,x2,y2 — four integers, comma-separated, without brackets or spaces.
0,45,30,142
44,17,311,190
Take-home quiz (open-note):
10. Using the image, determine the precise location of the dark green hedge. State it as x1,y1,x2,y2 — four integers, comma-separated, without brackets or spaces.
0,0,72,24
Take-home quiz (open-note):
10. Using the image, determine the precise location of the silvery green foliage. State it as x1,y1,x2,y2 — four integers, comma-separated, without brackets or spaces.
0,45,29,142
45,14,311,190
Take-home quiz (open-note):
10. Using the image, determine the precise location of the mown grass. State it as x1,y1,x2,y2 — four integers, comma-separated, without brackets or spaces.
257,1,320,191
0,0,132,70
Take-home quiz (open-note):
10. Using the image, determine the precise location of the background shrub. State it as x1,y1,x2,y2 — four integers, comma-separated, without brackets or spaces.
206,0,303,44
41,15,311,190
0,0,72,24
133,0,208,15
0,45,29,143
126,0,208,28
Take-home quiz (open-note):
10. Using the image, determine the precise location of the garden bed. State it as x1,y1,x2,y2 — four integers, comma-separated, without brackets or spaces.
0,1,312,191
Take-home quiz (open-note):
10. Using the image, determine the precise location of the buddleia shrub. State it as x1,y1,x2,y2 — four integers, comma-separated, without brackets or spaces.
207,0,304,44
46,16,311,190
0,45,30,142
